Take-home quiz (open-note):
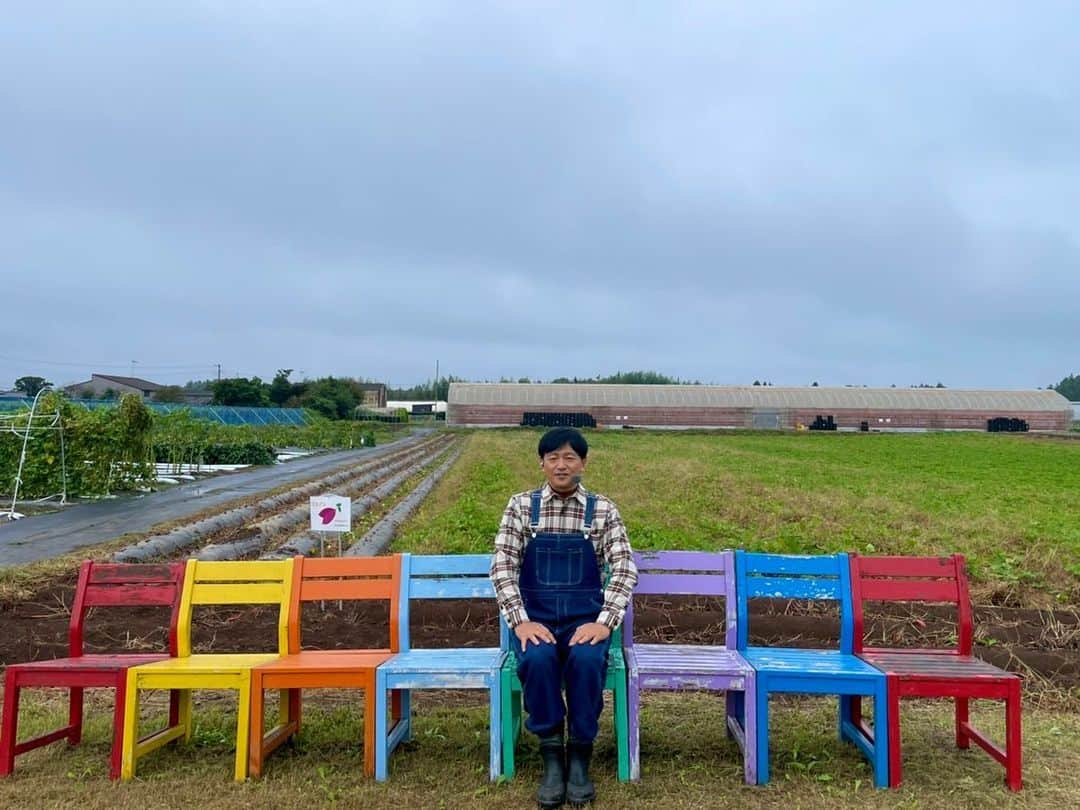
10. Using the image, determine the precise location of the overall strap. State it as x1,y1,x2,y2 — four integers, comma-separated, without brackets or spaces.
529,490,542,537
583,493,597,537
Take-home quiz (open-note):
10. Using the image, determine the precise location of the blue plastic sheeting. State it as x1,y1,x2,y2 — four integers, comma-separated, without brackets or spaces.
0,398,308,425
150,403,308,425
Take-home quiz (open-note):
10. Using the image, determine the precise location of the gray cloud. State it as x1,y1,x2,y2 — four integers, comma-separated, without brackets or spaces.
2,2,1078,391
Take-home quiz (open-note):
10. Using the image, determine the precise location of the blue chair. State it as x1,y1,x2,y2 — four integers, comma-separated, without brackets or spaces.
734,551,888,787
373,553,509,781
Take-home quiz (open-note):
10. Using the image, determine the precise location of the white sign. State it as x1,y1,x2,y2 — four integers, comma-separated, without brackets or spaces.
310,495,352,532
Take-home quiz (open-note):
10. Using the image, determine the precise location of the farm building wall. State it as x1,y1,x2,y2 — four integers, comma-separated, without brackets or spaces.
448,404,1070,431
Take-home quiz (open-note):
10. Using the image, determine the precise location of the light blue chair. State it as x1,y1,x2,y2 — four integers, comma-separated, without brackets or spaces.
373,553,508,781
734,551,889,787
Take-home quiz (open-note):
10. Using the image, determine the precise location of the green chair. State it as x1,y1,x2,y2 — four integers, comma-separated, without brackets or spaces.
499,624,629,781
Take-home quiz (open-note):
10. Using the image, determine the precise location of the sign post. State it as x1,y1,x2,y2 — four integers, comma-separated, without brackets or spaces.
310,494,352,608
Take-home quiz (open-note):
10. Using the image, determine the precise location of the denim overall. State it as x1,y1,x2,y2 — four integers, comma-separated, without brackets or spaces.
514,489,611,742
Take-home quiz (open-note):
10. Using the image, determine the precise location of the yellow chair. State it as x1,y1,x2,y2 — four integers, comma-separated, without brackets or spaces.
120,559,294,781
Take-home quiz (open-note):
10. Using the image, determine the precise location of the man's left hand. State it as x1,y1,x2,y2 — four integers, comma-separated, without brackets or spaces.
568,622,611,646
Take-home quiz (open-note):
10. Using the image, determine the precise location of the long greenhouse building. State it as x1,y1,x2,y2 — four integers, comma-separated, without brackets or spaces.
447,384,1073,432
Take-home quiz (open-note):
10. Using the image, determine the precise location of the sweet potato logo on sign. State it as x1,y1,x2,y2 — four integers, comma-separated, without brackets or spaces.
310,495,351,532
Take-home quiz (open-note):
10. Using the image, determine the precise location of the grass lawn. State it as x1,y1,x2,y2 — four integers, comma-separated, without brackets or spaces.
395,429,1080,604
0,690,1076,809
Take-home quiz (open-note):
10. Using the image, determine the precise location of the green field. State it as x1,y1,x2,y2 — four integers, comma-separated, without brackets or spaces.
395,430,1080,604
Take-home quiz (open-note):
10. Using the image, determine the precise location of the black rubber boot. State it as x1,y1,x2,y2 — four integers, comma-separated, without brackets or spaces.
565,740,596,807
536,733,566,809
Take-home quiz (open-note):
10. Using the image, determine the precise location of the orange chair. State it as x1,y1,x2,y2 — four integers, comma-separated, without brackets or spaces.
248,555,403,778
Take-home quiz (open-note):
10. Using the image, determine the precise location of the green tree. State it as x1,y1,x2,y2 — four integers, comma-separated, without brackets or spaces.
269,369,302,407
1051,374,1080,400
153,385,186,403
14,376,51,396
387,375,464,401
301,377,358,419
599,370,683,385
211,377,270,407
548,371,689,385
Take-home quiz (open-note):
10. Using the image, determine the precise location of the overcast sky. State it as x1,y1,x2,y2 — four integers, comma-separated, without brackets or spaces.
2,2,1077,391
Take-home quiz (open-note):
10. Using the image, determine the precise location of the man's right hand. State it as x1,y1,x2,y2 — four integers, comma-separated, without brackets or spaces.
514,621,555,651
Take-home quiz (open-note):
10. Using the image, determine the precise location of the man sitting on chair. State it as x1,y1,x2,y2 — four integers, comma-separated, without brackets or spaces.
491,427,638,808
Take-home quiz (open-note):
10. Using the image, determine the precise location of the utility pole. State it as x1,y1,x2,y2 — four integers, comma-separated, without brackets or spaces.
216,363,221,381
435,359,439,399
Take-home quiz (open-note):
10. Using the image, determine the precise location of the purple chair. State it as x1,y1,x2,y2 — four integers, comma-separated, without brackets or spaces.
624,550,756,782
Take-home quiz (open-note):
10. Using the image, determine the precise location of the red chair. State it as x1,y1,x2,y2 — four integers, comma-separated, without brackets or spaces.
847,554,1022,791
0,561,186,779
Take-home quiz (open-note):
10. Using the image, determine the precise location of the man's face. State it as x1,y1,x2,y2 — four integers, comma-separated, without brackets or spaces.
540,442,586,494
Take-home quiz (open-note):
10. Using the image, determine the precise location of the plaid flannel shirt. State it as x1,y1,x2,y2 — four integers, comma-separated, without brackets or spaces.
490,483,638,630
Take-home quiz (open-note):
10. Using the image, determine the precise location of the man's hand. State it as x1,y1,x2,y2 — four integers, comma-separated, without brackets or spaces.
514,621,556,651
569,622,611,646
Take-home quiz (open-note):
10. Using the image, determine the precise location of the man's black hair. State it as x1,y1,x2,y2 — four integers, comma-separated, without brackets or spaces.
537,427,589,459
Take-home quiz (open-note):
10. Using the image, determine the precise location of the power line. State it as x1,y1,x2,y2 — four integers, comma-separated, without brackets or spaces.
0,353,219,371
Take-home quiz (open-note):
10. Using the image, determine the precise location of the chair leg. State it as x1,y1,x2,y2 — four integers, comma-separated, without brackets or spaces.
399,690,412,743
849,695,863,732
614,676,630,783
887,685,902,788
627,671,641,782
755,686,770,785
613,678,630,786
248,675,265,779
167,689,181,729
178,689,193,744
725,689,742,741
235,684,251,782
955,696,970,749
742,674,758,786
511,679,522,743
1005,683,1023,792
500,668,516,780
68,687,84,745
120,671,140,781
488,680,501,782
288,688,302,738
838,693,852,743
363,686,377,778
109,675,127,780
391,688,402,733
278,688,298,747
0,671,20,776
374,670,390,782
871,683,890,788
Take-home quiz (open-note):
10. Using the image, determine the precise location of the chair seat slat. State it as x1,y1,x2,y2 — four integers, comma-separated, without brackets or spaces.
859,651,1016,679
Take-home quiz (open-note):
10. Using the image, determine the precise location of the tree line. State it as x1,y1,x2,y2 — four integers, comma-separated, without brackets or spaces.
206,370,380,420
10,370,1080,410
